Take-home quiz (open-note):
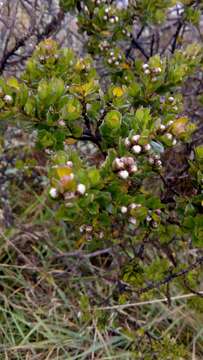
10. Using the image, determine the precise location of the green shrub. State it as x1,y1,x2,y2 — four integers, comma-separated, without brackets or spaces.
0,36,202,286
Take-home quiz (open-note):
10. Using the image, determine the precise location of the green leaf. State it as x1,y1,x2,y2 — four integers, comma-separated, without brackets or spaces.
103,110,122,130
88,168,101,187
60,96,82,121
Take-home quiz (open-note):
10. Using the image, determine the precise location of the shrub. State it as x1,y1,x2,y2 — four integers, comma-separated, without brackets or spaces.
0,35,202,291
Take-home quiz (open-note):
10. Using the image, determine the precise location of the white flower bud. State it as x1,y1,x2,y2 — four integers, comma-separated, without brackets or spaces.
156,160,162,167
115,61,120,66
112,157,125,171
115,16,119,22
66,161,73,168
79,225,85,233
108,59,112,64
129,203,139,210
118,170,129,179
144,144,151,151
58,120,66,127
105,7,109,13
131,134,140,144
124,137,131,148
110,51,114,56
129,217,137,225
168,120,174,126
165,133,173,140
132,145,142,154
154,67,162,74
109,17,115,23
146,215,152,222
86,225,93,233
148,157,154,165
159,124,166,131
129,164,138,173
152,221,158,228
99,231,104,239
142,63,149,70
172,139,177,146
49,187,58,199
123,156,135,167
121,206,128,214
103,15,108,20
168,96,174,103
144,69,150,75
77,183,86,195
4,94,13,104
151,77,157,82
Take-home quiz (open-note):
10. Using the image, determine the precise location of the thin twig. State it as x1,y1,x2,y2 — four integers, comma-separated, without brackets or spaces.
97,291,203,310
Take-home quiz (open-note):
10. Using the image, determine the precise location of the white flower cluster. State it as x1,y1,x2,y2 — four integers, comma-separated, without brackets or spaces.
107,50,122,66
120,202,141,226
120,204,161,228
158,120,177,146
112,156,138,179
160,95,178,112
148,153,162,168
142,63,162,82
49,161,86,199
103,7,119,23
80,224,104,241
124,134,151,155
99,40,110,51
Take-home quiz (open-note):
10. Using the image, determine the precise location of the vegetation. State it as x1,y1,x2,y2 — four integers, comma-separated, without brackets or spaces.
0,0,203,359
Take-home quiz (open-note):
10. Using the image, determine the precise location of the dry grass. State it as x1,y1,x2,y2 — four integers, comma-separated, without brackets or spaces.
0,183,202,359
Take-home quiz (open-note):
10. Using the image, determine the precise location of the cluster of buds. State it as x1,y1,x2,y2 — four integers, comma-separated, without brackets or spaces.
107,50,122,66
120,202,142,226
49,161,87,199
122,29,131,37
99,40,110,51
148,153,162,168
160,95,178,112
112,156,138,179
158,121,177,146
39,53,60,64
145,208,161,228
124,135,151,155
79,224,93,240
80,224,104,241
103,7,119,23
79,224,93,234
142,63,162,82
